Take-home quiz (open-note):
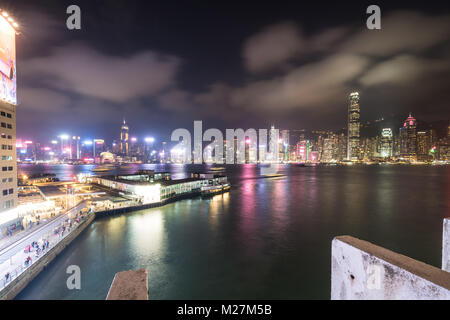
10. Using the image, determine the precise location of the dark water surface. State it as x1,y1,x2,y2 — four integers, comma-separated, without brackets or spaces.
15,164,450,299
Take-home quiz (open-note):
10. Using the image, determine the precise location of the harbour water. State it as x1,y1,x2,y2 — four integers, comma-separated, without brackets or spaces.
15,164,450,299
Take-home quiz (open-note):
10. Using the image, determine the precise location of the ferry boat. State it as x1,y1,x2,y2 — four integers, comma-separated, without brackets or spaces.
209,166,226,172
92,166,114,172
201,183,231,197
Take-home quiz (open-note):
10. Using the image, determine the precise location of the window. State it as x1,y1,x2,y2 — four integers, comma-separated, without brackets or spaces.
8,178,12,182
1,167,6,171
7,124,11,129
3,199,13,208
7,145,12,150
1,145,6,150
1,178,6,182
2,190,7,196
7,135,11,139
7,166,13,171
8,189,13,194
1,123,5,128
1,133,5,138
6,113,11,118
0,112,4,116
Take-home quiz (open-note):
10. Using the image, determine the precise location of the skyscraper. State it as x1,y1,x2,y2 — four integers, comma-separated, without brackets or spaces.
380,128,393,158
71,136,80,159
347,92,360,161
399,113,417,160
280,130,290,162
120,119,129,155
416,130,434,161
0,12,18,216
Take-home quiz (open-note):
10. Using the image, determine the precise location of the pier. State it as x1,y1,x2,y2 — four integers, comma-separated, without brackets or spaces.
0,170,230,299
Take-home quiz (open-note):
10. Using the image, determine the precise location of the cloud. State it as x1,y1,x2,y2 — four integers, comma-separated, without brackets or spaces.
21,43,181,103
19,87,71,112
157,89,193,112
340,11,450,56
232,54,369,110
243,22,304,73
360,55,450,86
16,6,65,58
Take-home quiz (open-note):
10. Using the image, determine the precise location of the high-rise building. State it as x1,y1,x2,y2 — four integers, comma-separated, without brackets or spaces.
337,133,347,162
0,12,18,217
322,134,339,163
416,130,434,162
120,119,129,155
380,128,393,158
399,113,417,160
0,102,17,212
71,136,80,159
296,140,309,162
347,92,360,161
279,130,290,162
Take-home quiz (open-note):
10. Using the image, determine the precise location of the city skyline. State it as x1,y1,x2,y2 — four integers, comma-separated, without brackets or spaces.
15,108,450,164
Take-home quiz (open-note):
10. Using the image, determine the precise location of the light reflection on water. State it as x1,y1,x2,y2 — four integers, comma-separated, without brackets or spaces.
15,164,450,299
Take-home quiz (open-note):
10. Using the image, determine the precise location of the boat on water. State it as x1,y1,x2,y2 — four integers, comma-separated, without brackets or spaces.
92,166,114,172
296,162,318,167
201,183,231,197
304,163,317,167
209,166,226,172
263,173,284,178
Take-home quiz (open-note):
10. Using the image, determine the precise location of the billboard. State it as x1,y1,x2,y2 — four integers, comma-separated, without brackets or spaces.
0,14,16,105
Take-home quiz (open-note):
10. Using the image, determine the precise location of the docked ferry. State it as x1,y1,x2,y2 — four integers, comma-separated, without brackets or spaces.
201,182,231,197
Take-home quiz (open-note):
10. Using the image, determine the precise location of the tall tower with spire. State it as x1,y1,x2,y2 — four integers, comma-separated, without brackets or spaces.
347,92,360,161
120,119,129,155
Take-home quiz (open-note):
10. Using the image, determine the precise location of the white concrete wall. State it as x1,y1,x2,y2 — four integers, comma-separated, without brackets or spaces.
444,218,450,272
332,236,450,300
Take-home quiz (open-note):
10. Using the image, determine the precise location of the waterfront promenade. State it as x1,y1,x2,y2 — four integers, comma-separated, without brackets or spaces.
0,201,90,291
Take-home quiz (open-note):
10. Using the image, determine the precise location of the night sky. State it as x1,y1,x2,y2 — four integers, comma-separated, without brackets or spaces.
4,0,450,143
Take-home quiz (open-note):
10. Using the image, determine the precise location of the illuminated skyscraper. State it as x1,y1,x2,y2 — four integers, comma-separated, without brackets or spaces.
71,136,80,159
0,11,18,216
280,130,290,162
296,140,309,162
120,119,129,155
322,135,338,163
347,92,360,161
416,130,434,161
380,128,393,158
399,113,417,160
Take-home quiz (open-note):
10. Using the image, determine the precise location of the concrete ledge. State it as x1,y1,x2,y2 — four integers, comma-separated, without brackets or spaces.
0,214,95,300
443,218,450,272
332,235,450,300
106,269,148,300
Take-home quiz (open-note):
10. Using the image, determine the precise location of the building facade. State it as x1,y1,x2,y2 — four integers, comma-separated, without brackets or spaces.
120,120,129,155
399,113,417,160
347,92,360,161
380,128,393,158
0,101,17,212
